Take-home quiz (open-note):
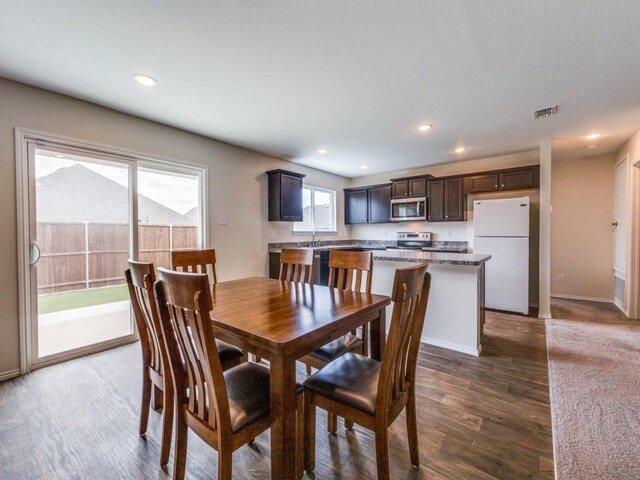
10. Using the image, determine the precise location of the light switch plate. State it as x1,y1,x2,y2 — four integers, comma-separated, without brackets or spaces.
218,214,228,225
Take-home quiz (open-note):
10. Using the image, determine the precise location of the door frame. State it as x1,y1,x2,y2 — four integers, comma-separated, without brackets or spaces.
613,154,631,315
15,128,209,374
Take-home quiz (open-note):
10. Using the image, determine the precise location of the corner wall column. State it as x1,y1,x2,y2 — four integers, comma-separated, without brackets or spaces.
539,138,552,319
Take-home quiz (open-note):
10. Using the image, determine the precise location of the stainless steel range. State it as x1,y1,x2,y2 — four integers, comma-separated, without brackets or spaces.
386,232,432,251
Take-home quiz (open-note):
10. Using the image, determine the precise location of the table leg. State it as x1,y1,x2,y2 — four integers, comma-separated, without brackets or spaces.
369,307,386,361
270,354,297,480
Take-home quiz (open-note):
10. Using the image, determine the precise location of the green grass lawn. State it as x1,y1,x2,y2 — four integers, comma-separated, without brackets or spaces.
38,285,129,314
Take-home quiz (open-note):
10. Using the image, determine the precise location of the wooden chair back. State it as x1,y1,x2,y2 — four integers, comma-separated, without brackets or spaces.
279,248,314,283
154,268,232,436
171,249,218,285
376,263,430,414
126,260,164,378
327,250,373,293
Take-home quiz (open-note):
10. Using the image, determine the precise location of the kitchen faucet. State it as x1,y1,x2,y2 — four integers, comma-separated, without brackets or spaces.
311,232,321,247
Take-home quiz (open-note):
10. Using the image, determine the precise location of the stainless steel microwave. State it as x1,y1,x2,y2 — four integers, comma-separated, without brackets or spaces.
390,197,427,222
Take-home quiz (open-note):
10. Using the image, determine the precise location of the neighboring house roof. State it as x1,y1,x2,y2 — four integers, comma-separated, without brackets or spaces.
37,164,195,225
183,207,199,222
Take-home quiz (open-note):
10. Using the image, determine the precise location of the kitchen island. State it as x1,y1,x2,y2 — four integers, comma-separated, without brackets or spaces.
371,250,491,356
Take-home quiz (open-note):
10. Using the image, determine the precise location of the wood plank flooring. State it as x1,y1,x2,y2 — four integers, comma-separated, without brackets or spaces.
0,306,564,479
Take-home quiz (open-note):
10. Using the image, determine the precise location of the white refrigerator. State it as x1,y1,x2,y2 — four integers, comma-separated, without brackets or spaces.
473,197,530,315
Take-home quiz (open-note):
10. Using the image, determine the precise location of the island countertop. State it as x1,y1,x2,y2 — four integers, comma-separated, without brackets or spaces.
371,249,491,266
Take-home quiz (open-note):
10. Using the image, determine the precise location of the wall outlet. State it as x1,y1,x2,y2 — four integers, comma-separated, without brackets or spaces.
557,273,565,283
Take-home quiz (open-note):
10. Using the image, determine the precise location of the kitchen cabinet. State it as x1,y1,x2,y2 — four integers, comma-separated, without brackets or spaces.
391,176,428,199
463,166,540,195
499,167,539,190
267,169,305,221
427,180,444,222
345,184,391,224
428,177,464,222
345,188,369,224
368,184,392,223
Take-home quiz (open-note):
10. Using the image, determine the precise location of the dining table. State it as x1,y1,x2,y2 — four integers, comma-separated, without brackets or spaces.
209,276,391,480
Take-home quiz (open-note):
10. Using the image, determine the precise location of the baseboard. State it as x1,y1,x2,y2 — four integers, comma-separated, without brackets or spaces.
0,369,20,383
613,298,630,317
421,336,480,357
538,312,552,319
551,293,614,303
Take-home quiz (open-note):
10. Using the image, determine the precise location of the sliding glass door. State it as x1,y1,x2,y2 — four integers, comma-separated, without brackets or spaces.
23,138,205,368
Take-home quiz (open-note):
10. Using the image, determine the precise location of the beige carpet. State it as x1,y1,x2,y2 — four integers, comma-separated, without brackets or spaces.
546,318,640,479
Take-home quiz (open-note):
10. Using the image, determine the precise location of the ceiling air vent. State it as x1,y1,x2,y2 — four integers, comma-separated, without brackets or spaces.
533,105,558,119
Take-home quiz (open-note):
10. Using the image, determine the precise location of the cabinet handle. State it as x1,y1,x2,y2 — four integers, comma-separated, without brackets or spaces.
501,184,505,187
494,184,498,188
445,215,449,219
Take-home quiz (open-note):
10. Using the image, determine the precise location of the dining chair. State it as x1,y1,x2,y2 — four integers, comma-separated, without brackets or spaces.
299,249,373,431
125,260,173,468
171,249,218,285
126,260,244,469
279,248,314,283
153,268,304,480
303,262,431,480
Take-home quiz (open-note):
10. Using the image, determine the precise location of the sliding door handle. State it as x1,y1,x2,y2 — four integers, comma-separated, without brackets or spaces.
612,221,618,227
30,243,41,266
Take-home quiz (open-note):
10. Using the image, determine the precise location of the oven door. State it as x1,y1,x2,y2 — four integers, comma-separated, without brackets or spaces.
390,197,427,221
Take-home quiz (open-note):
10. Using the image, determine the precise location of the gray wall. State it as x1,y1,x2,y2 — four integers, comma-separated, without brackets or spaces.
0,78,350,377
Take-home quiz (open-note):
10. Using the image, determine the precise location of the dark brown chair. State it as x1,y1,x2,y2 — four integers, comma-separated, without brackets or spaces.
300,250,372,365
153,268,304,480
125,260,173,468
171,249,218,284
303,263,431,480
126,261,244,469
279,248,314,283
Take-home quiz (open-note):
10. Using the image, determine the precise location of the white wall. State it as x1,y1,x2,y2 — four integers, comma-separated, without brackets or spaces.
348,150,540,305
551,154,615,301
0,78,350,376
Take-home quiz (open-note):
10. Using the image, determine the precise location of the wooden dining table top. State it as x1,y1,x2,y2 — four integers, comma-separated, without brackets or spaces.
209,276,391,356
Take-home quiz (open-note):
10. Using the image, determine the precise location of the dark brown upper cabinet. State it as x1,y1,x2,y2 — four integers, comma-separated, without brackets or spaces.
463,165,540,195
267,169,305,221
427,180,444,222
428,177,464,222
344,184,391,224
390,175,429,199
499,167,539,190
344,188,369,224
367,184,392,223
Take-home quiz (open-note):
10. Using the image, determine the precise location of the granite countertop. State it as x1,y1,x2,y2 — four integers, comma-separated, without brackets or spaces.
371,249,491,266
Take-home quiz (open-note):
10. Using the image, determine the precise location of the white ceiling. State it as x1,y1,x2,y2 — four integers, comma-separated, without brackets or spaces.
1,1,639,177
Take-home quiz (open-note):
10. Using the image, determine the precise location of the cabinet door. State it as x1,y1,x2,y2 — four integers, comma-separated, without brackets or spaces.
465,173,499,194
280,174,304,221
427,180,444,222
444,177,464,221
391,181,408,199
345,189,369,224
499,168,536,190
368,185,391,223
408,178,427,197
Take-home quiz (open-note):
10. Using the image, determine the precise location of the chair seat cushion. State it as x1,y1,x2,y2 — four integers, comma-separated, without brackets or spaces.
303,352,380,415
307,333,364,363
224,362,303,433
216,339,244,367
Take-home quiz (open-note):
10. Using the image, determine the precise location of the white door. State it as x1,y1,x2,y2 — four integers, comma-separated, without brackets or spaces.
474,236,529,314
614,157,628,276
473,197,530,237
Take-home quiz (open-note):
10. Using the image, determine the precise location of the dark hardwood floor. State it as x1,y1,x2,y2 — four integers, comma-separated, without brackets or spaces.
0,306,565,479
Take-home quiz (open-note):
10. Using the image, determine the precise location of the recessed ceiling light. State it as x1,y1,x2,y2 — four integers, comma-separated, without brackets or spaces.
133,73,158,86
418,123,433,132
454,146,468,154
360,164,369,169
317,148,328,155
585,144,599,149
585,132,603,140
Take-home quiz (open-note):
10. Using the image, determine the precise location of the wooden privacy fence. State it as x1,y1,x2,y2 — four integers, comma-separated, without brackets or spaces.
37,222,198,294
